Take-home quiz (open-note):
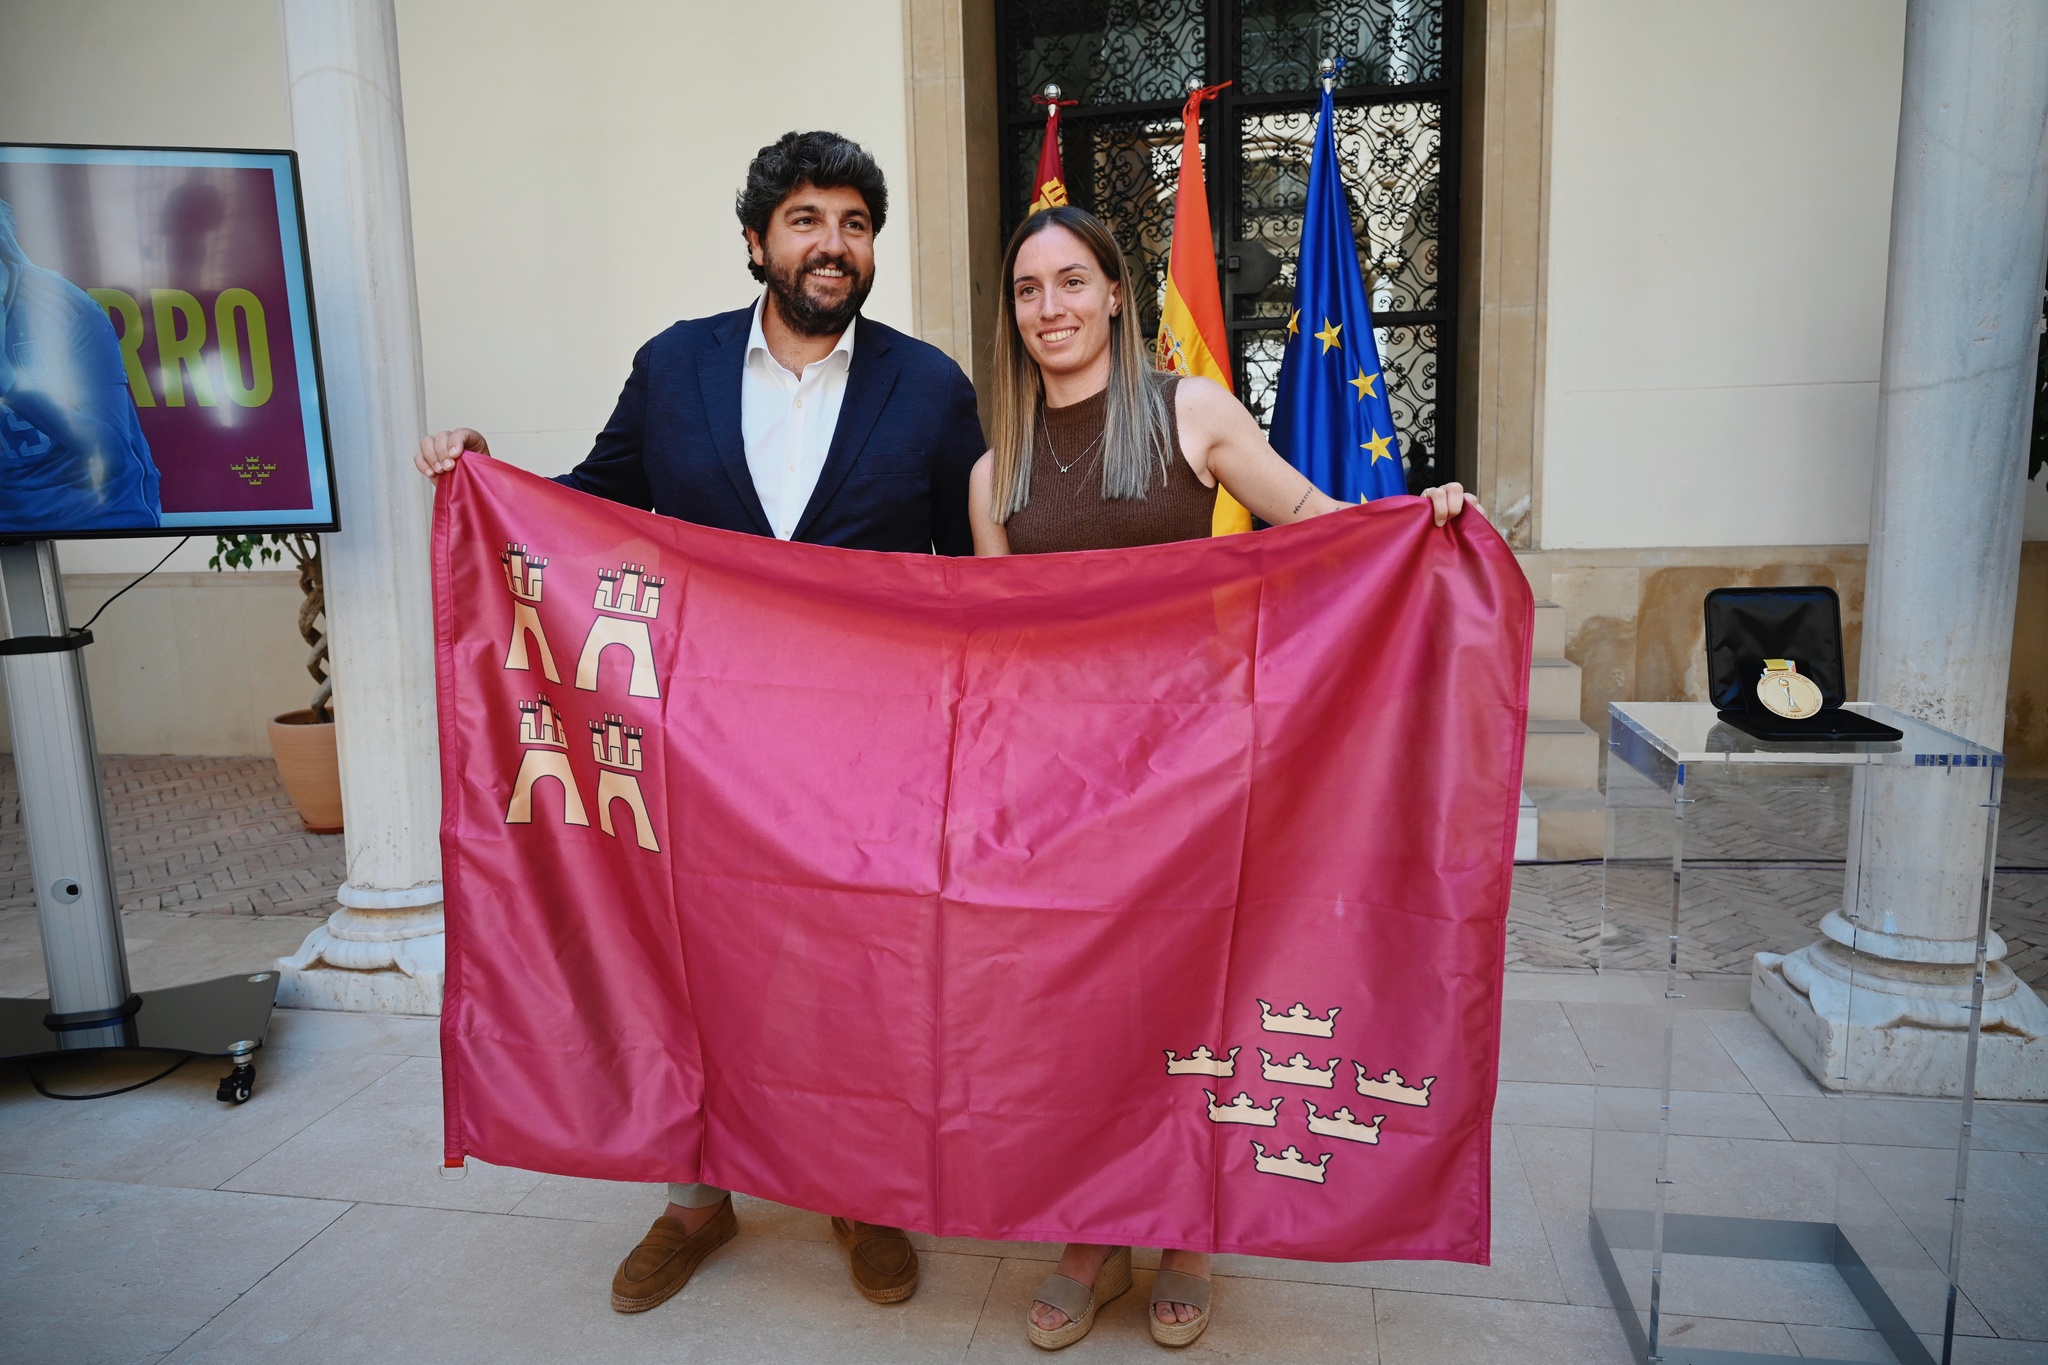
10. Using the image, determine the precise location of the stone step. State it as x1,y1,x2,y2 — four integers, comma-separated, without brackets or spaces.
1525,785,1605,860
1528,655,1581,722
1514,552,1552,599
1523,717,1600,789
1532,600,1566,657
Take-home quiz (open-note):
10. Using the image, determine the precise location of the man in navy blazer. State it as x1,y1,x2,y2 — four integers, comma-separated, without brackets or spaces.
552,300,981,552
424,141,981,556
418,130,981,1316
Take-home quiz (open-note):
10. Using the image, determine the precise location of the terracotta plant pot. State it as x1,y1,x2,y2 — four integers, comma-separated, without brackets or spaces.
269,709,343,833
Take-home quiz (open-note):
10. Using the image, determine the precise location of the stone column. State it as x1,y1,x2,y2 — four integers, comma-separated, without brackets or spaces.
274,0,445,1014
1753,0,2048,1098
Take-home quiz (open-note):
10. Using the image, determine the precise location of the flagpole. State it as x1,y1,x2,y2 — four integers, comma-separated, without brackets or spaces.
1028,83,1074,213
1159,71,1247,535
1266,50,1405,503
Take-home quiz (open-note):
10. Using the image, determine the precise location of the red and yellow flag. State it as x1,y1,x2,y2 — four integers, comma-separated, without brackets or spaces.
1156,82,1248,535
1028,93,1073,212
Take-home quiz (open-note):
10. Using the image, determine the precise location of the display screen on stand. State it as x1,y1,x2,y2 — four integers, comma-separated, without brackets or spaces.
0,143,336,539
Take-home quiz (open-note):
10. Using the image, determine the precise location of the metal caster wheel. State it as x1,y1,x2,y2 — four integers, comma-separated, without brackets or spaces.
216,1061,255,1104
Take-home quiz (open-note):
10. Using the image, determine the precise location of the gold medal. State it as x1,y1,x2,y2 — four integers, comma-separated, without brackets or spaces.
1757,658,1823,720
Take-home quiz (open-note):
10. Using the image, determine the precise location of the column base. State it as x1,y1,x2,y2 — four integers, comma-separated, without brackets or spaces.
277,963,442,1015
277,902,445,1016
1753,949,2048,1100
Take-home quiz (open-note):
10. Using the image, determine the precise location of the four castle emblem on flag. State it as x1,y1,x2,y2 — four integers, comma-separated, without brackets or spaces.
498,544,664,852
1165,998,1437,1189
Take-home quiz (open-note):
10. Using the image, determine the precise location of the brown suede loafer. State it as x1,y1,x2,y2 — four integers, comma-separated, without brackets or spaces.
830,1216,919,1304
610,1198,738,1313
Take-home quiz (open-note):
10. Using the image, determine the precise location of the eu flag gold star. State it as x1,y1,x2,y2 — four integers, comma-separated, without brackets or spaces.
1287,309,1300,337
1349,368,1380,400
1314,319,1342,354
1361,428,1395,464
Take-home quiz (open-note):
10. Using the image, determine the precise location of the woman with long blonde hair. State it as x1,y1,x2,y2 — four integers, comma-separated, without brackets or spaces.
971,206,1479,1350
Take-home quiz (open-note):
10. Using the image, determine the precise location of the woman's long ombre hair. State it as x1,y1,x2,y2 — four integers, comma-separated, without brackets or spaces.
988,206,1170,520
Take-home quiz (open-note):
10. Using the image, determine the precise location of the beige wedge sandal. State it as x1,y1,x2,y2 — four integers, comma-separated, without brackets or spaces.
1026,1245,1133,1350
1148,1268,1213,1348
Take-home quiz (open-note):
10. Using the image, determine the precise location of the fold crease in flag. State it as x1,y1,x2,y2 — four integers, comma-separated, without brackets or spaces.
435,457,1531,1262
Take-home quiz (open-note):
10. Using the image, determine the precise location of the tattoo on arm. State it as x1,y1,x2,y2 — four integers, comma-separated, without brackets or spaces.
1291,485,1312,517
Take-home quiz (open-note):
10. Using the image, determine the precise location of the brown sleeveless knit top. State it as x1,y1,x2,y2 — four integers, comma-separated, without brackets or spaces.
1002,376,1216,554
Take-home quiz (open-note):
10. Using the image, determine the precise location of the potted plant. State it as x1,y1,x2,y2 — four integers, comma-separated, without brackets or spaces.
212,532,340,833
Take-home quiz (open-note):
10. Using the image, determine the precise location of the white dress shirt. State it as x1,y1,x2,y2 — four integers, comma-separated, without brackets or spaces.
740,295,855,540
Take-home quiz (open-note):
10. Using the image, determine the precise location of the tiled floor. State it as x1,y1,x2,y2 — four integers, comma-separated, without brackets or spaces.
2,979,2042,1363
0,760,2044,1362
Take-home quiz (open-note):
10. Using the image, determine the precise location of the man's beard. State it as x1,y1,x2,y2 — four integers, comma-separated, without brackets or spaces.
764,247,873,337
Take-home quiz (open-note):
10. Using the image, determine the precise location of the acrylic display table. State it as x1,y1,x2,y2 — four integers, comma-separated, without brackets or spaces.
1592,702,2004,1365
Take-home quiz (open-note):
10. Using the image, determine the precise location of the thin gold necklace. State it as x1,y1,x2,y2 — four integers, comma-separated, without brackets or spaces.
1044,421,1102,475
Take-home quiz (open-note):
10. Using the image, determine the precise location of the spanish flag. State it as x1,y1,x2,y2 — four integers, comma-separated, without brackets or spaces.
1155,82,1248,535
1028,93,1070,213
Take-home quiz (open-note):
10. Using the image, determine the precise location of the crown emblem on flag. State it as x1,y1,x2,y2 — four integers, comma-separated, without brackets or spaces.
1164,1045,1240,1077
1259,1049,1339,1088
1354,1065,1435,1107
1204,1090,1283,1127
1258,999,1339,1038
517,696,567,748
1251,1142,1332,1184
1303,1101,1384,1145
594,563,664,619
589,714,645,772
502,543,547,603
1156,994,1439,1189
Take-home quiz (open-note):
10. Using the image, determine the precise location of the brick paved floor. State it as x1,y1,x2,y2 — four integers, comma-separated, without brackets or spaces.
0,755,344,919
1,755,2043,988
1508,774,2048,986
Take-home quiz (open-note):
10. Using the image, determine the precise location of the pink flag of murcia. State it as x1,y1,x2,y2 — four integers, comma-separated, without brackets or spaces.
434,455,1532,1263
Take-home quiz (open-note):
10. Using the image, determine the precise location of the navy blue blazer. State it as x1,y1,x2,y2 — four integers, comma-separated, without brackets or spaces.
555,307,984,555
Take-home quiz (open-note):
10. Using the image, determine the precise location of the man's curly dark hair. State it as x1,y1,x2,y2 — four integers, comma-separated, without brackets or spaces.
735,131,888,282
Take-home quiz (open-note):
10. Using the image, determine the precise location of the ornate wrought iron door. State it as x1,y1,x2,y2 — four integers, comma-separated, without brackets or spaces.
996,0,1462,492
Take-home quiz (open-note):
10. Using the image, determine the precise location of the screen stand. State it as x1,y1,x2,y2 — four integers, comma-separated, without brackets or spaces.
0,540,275,1100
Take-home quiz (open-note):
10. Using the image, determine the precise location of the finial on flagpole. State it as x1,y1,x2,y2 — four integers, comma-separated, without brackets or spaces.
1187,74,1205,95
1318,56,1337,93
1043,82,1061,102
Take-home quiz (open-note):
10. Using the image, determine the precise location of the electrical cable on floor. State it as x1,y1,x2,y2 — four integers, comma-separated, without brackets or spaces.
76,536,190,633
25,1051,192,1101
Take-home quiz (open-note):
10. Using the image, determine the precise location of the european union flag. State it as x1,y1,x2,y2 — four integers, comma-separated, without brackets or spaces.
1267,82,1407,503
